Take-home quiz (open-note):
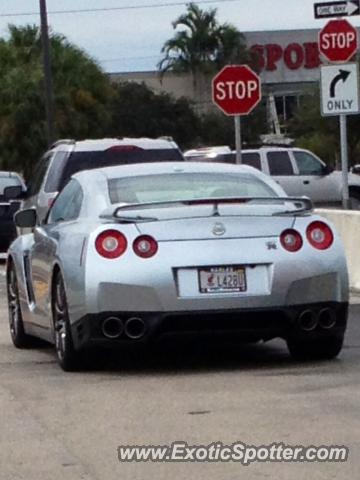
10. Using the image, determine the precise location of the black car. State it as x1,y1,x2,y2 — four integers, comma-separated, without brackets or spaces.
0,172,26,252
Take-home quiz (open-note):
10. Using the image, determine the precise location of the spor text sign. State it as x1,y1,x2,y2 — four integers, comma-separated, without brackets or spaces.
212,65,261,116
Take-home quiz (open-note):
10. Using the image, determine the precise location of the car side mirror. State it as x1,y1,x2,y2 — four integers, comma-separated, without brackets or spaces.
15,209,37,228
322,165,334,175
3,185,25,200
352,164,360,175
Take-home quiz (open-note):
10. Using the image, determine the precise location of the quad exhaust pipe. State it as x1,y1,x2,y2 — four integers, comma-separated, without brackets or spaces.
124,317,147,339
102,316,147,340
318,308,336,330
298,310,318,332
297,308,337,332
102,317,124,339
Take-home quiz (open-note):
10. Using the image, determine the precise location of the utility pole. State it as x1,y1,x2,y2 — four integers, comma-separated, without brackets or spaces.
39,0,55,145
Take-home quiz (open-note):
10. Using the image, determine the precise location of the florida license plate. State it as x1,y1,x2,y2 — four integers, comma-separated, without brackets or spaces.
198,266,247,293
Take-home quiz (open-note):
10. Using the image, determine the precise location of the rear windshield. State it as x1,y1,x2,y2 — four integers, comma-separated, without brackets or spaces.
187,152,261,170
58,148,183,191
108,172,276,204
187,153,235,163
0,176,22,195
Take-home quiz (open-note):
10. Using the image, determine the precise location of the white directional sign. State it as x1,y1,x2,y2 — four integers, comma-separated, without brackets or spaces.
320,62,360,116
314,0,360,19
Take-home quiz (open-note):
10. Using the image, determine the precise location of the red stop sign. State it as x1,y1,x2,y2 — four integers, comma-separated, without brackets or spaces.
319,19,358,63
212,65,261,116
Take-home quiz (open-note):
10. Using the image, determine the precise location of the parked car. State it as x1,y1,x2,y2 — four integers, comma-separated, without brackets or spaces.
8,162,348,370
185,146,360,209
23,137,184,224
0,171,26,253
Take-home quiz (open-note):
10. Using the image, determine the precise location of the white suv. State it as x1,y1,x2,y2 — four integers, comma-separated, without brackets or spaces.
185,146,360,209
23,137,184,223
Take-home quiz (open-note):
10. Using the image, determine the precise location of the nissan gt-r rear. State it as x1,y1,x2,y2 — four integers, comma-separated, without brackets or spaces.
7,162,349,370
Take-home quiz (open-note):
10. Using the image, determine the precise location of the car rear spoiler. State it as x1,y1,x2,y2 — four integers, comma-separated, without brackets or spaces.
101,197,313,223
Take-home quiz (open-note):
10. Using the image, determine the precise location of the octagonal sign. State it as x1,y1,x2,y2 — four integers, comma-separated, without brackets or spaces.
319,19,358,63
212,65,262,116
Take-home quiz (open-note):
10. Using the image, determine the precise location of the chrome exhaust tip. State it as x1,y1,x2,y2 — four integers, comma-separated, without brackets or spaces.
298,310,317,332
318,308,336,330
102,317,124,339
124,317,146,339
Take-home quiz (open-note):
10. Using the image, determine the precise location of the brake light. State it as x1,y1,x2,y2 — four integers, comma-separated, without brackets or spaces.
95,230,127,258
280,229,303,252
106,145,142,153
306,221,334,250
133,235,158,258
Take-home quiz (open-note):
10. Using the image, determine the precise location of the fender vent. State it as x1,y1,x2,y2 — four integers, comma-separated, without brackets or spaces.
23,254,35,304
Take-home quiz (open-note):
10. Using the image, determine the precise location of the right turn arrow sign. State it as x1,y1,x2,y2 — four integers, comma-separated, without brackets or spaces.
330,69,351,97
321,63,360,116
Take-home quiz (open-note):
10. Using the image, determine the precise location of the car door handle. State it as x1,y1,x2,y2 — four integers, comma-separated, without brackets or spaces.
303,180,310,185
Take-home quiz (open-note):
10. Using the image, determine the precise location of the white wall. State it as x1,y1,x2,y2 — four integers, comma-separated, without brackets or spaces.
316,209,360,291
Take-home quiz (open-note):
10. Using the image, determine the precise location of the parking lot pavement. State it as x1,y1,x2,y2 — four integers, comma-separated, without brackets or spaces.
0,261,359,480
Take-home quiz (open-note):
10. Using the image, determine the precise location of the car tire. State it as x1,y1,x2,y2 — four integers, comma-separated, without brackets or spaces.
287,335,344,361
7,262,36,348
52,272,80,371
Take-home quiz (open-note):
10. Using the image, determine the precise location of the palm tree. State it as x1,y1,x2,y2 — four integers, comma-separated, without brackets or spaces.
159,4,218,78
0,25,113,176
215,24,251,69
158,3,250,87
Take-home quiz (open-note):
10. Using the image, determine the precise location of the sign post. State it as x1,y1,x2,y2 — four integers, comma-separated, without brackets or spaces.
318,17,359,209
234,116,242,164
212,65,261,164
340,115,350,208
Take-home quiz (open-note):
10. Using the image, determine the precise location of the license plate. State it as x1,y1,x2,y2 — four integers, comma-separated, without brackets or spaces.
198,266,247,293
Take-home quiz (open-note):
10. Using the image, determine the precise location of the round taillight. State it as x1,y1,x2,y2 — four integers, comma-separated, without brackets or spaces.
306,221,334,250
133,235,158,258
280,229,303,252
95,230,127,259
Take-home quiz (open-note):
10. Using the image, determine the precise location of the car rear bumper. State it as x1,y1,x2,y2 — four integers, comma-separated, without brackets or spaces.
70,301,348,351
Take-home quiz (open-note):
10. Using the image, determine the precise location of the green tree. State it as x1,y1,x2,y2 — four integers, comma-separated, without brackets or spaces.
0,25,113,177
109,82,200,148
158,3,250,86
198,102,267,149
288,89,360,167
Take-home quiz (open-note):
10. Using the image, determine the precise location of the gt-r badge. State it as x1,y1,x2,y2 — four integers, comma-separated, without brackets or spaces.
266,241,277,250
212,222,226,236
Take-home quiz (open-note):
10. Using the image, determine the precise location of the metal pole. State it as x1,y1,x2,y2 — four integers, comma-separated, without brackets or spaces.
235,115,242,164
340,114,350,209
39,0,55,145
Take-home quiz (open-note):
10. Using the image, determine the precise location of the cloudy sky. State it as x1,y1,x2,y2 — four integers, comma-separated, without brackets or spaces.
1,0,360,72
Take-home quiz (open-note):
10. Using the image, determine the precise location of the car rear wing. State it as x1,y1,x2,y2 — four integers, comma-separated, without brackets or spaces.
101,197,313,223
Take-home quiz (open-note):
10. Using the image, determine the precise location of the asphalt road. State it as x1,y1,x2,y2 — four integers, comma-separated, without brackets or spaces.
0,262,359,480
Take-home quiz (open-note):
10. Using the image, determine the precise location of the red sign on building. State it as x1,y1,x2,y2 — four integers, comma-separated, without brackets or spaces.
319,19,358,62
212,65,262,116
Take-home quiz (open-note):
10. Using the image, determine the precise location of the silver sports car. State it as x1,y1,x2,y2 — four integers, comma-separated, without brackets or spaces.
7,162,349,370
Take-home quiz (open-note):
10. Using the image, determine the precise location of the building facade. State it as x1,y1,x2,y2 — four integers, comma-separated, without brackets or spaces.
109,28,357,118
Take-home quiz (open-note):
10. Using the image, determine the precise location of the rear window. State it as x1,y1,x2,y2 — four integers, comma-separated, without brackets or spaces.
267,151,294,176
59,148,183,191
44,151,69,193
0,176,22,195
188,152,261,170
242,153,261,170
108,172,276,204
187,153,236,163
